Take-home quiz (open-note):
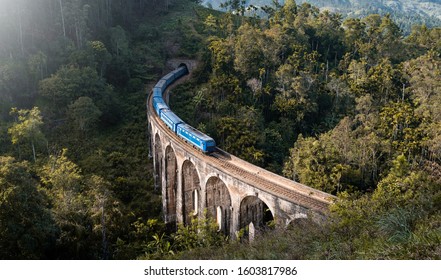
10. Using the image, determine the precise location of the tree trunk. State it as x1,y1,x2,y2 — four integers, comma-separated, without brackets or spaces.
101,201,108,259
59,0,66,38
106,0,111,24
17,144,21,160
17,2,24,56
31,140,36,162
75,20,80,47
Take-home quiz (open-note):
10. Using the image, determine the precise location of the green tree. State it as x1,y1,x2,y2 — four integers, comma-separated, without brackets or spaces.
377,14,402,59
64,0,90,48
220,0,246,16
342,18,366,57
403,50,441,161
274,69,319,122
27,51,48,83
216,116,264,164
110,25,129,58
88,175,122,260
379,101,426,158
233,23,265,79
283,134,343,193
406,25,441,51
40,149,91,258
68,96,102,135
0,156,56,259
404,50,441,120
204,14,218,35
8,107,46,162
173,215,226,252
39,65,107,116
0,60,30,104
208,37,235,75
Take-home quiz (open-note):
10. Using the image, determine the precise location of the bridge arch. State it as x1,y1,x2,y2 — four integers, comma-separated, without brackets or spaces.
205,176,232,235
181,159,202,225
164,145,178,226
286,218,318,236
239,195,274,230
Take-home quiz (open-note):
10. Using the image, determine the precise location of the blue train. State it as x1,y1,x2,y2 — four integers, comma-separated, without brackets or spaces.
151,66,216,154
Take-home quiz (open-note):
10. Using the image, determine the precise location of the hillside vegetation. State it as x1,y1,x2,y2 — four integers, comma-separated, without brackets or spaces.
171,0,441,259
0,0,205,259
0,0,440,259
202,0,441,33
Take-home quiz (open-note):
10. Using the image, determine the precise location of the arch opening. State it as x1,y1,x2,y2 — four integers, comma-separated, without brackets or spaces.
206,177,232,235
239,196,274,231
216,206,223,231
193,189,199,215
181,160,201,225
286,217,317,231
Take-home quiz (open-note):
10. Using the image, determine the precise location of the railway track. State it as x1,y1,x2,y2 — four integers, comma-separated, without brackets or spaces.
210,151,331,213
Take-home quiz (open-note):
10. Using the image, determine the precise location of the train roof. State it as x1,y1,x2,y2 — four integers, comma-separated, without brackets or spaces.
153,97,168,109
162,73,174,81
161,109,183,124
178,123,215,142
154,79,166,88
171,66,187,74
153,96,167,104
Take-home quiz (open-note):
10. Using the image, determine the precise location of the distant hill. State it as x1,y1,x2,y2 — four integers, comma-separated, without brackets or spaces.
201,0,441,33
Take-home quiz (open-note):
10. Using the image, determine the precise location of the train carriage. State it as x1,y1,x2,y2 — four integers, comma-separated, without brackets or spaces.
152,97,169,115
162,73,175,86
160,109,183,132
177,123,216,154
153,87,162,98
153,79,167,98
171,66,188,80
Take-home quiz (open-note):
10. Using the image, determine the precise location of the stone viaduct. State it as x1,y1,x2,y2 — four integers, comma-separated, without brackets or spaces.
147,61,335,237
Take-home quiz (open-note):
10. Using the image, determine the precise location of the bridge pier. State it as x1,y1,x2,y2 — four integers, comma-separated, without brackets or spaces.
230,191,241,237
175,162,184,225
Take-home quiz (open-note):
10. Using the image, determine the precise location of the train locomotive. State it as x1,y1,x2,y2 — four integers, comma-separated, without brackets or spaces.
150,66,216,154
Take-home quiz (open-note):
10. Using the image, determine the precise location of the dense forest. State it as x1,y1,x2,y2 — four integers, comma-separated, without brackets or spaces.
0,0,440,259
203,0,441,34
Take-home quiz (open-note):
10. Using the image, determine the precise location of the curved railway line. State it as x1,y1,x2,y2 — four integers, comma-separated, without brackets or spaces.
147,72,335,215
